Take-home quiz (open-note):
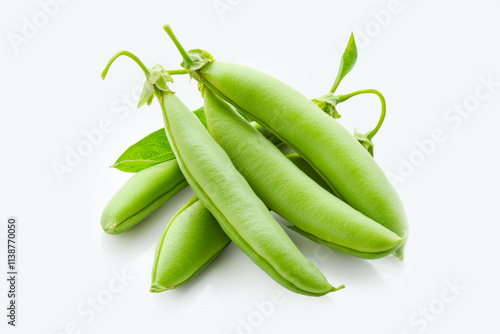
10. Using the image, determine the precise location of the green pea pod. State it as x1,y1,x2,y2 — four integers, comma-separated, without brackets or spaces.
100,159,188,234
158,87,340,296
203,89,404,259
151,196,230,292
150,152,338,292
102,51,343,296
164,26,408,258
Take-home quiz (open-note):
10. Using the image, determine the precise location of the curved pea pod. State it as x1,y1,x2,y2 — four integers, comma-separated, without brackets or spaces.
159,89,341,296
198,62,407,252
151,196,230,292
203,89,405,259
150,152,337,292
164,26,408,257
101,159,188,234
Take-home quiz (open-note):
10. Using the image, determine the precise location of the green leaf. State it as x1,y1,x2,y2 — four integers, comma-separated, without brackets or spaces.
330,33,358,94
146,91,155,105
150,65,173,91
154,76,170,91
354,128,374,157
149,65,163,84
111,129,175,172
137,81,155,108
111,107,208,172
183,49,214,72
312,93,342,119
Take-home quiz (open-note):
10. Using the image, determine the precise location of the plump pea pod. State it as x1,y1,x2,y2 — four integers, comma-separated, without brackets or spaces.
102,52,342,296
157,88,340,296
151,196,230,292
150,152,337,292
101,159,188,234
164,26,408,258
203,89,404,259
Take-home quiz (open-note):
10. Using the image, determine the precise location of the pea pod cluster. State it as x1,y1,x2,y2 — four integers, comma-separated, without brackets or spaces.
99,25,409,297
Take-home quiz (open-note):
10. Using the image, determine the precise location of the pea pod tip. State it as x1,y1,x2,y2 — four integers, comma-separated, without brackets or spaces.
150,284,171,293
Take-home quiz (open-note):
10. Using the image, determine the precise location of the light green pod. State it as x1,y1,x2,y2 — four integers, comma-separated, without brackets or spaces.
203,89,404,258
198,61,408,251
151,196,230,292
164,26,407,256
101,159,188,234
157,88,341,296
149,152,338,291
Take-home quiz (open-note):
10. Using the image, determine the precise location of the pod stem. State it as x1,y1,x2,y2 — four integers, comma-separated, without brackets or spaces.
166,69,188,75
336,89,386,140
163,25,193,67
101,50,150,80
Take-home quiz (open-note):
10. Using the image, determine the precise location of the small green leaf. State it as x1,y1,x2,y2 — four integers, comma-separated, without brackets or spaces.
354,128,374,156
111,129,175,172
150,65,173,91
149,65,163,84
161,72,174,83
154,76,170,91
312,93,341,119
112,107,208,172
183,49,214,72
330,33,358,94
138,81,155,108
146,91,155,106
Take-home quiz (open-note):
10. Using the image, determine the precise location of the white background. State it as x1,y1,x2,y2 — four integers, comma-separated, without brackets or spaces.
1,0,500,333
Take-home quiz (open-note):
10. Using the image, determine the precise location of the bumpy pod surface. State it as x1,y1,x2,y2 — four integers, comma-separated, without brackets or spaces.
158,90,340,296
203,89,404,258
151,196,230,292
101,159,188,234
195,60,408,256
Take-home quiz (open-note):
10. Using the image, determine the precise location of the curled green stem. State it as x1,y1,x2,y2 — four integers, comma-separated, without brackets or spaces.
336,89,386,140
101,50,150,80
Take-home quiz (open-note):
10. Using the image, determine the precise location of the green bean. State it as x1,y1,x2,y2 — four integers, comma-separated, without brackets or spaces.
164,25,408,258
102,51,342,296
203,88,404,258
151,196,230,292
101,159,187,234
